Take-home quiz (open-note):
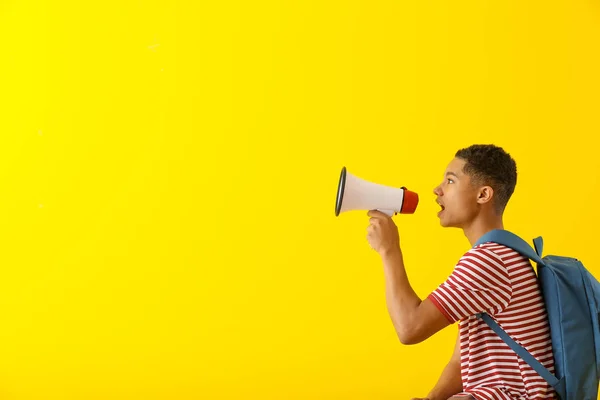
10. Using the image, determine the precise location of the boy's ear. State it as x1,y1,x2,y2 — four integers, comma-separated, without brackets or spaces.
476,185,494,205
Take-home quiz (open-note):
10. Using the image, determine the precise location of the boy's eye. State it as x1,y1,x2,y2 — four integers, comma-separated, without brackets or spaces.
447,179,454,184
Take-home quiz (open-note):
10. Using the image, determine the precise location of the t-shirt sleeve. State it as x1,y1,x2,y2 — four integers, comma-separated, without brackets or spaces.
427,246,512,324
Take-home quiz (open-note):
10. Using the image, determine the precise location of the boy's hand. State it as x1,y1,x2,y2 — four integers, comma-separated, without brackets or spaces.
366,210,400,256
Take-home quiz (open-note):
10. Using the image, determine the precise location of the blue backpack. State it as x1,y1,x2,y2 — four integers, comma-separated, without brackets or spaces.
473,229,600,400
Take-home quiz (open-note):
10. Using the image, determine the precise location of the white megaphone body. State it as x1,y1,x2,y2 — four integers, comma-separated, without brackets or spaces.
335,167,419,217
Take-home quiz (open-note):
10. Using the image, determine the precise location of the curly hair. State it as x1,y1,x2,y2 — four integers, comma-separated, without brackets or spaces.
455,144,517,214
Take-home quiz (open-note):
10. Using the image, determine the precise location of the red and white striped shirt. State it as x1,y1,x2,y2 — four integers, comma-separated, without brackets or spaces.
428,242,557,400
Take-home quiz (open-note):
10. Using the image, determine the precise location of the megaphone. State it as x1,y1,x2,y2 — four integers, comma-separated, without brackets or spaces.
335,167,419,217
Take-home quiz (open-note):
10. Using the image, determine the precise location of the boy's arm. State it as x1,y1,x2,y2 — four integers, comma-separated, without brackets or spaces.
380,248,451,344
426,332,463,400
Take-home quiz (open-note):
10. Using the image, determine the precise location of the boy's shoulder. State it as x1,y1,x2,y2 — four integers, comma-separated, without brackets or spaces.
460,241,507,260
457,241,531,274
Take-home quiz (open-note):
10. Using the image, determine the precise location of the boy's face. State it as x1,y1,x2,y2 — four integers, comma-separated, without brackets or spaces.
433,157,481,228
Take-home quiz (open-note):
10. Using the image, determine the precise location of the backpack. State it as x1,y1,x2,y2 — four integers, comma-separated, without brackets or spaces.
473,229,600,400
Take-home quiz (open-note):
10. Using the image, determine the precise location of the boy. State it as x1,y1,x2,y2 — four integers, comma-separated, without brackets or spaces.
366,144,555,399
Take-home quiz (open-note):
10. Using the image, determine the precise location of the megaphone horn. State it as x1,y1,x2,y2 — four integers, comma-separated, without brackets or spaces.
335,167,419,217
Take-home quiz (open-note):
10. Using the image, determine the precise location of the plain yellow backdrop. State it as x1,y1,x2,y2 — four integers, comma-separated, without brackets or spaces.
1,0,600,399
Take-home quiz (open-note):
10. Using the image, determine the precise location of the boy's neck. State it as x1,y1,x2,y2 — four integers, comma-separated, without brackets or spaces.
463,214,505,247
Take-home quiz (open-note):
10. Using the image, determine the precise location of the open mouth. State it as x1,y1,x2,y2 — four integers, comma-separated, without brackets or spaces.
437,202,445,215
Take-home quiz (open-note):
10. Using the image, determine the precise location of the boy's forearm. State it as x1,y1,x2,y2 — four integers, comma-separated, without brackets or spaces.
380,249,421,335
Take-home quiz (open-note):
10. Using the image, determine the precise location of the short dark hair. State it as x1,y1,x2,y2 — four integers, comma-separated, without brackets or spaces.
455,144,517,214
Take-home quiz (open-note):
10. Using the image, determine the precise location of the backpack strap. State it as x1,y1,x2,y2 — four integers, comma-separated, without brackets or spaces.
474,229,546,266
533,236,544,257
477,313,561,386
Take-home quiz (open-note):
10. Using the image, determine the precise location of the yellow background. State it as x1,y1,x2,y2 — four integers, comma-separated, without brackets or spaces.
1,0,599,399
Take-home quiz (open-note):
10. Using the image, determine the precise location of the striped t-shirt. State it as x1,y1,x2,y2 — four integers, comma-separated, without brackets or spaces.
427,241,557,400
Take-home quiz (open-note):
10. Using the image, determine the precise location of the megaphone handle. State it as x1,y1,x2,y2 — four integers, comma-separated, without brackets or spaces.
378,209,396,217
